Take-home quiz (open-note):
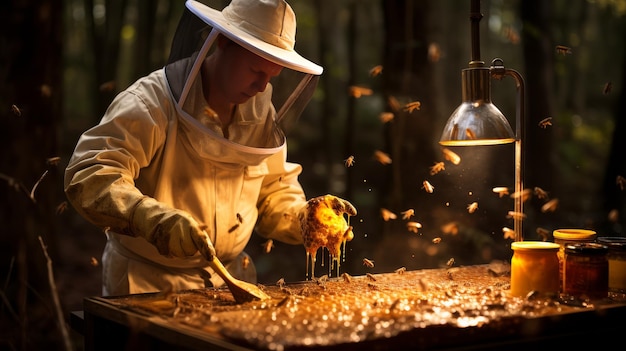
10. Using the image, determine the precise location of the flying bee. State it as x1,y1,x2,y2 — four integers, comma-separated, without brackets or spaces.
507,211,527,220
441,222,459,235
441,148,461,165
446,258,455,267
379,112,394,123
403,101,421,113
422,180,435,193
432,237,442,244
492,186,509,198
427,42,441,62
534,187,549,200
502,227,515,240
465,128,476,139
608,209,619,223
373,150,392,165
228,223,240,233
387,95,401,112
98,80,115,92
262,239,274,253
380,208,397,221
510,188,533,202
429,161,445,175
11,104,21,117
504,26,520,44
349,85,373,98
536,227,551,241
363,258,375,268
369,64,383,77
242,255,250,269
401,209,415,219
538,117,552,128
90,257,99,267
344,155,355,167
467,202,478,214
236,213,243,223
541,198,559,213
55,201,68,215
204,106,218,118
617,175,626,190
46,156,61,166
603,81,613,95
555,45,572,55
406,221,422,233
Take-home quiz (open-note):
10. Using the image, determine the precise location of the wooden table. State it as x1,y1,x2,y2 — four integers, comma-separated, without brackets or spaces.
77,263,626,350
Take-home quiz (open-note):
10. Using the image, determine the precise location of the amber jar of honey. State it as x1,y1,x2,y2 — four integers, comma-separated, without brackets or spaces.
553,229,597,292
510,241,560,297
597,237,626,298
563,243,609,299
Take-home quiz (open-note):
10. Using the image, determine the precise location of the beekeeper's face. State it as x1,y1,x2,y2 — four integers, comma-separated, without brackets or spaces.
217,37,283,104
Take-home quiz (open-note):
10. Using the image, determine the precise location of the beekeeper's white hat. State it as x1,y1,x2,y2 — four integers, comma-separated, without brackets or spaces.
185,0,323,75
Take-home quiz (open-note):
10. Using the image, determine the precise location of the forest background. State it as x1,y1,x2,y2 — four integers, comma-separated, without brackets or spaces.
1,0,625,350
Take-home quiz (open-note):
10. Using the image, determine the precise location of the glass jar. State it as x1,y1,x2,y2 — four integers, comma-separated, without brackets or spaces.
597,237,626,299
510,241,560,297
563,243,609,299
553,229,596,292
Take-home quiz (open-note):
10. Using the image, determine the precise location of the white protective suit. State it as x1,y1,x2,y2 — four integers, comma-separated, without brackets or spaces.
64,54,307,295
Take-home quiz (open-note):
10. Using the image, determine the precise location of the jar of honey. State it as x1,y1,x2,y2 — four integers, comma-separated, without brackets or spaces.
510,241,560,297
596,237,626,299
563,243,609,299
553,229,596,292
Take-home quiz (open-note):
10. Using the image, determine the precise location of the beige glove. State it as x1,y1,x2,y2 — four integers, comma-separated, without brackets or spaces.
299,194,357,258
130,197,216,260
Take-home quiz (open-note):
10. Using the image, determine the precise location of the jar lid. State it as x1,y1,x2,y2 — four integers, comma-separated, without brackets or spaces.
511,241,560,251
597,237,626,251
553,229,596,241
564,242,608,255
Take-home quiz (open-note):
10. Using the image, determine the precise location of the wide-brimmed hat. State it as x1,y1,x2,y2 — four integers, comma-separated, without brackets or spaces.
185,0,323,75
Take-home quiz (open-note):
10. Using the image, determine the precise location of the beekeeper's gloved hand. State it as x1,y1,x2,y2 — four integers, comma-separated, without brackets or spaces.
131,197,216,260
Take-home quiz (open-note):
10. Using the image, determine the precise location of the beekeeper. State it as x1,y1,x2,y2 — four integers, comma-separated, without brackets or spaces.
64,0,355,296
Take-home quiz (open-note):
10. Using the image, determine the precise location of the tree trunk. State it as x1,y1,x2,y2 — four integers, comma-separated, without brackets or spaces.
0,0,64,348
